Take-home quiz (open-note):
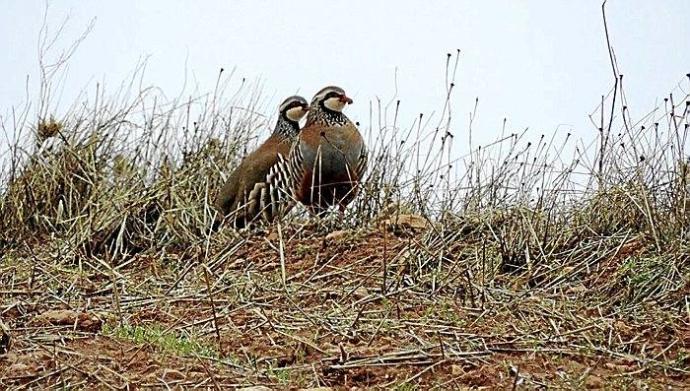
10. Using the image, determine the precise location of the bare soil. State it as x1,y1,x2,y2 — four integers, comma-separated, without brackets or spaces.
1,226,689,389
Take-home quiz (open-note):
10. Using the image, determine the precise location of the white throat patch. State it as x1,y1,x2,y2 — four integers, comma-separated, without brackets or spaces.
285,106,307,122
323,96,346,112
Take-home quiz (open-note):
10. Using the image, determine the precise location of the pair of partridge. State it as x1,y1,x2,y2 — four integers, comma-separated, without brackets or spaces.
215,86,367,229
215,95,309,229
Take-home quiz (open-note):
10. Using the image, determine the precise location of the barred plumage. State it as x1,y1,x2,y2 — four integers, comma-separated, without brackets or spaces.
214,96,309,229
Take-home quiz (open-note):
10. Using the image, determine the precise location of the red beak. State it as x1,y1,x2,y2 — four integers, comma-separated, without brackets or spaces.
339,95,353,104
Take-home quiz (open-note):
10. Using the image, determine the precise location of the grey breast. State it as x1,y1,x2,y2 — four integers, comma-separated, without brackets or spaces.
302,130,363,181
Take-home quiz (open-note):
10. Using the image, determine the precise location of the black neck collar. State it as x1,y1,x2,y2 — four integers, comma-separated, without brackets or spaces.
272,117,300,139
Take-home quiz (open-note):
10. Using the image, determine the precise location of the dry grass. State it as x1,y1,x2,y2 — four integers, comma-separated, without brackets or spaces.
1,12,690,389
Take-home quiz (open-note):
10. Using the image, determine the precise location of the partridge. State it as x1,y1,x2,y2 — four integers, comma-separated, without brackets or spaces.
285,86,367,215
215,95,309,229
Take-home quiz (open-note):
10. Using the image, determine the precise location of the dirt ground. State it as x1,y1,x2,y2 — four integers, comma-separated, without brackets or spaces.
1,225,689,389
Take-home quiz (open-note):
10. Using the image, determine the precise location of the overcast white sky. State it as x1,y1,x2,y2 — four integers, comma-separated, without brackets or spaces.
1,1,689,155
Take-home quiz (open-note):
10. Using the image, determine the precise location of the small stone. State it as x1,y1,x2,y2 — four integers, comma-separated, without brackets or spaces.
585,374,604,388
266,231,279,241
381,214,429,235
35,309,78,325
352,286,369,300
